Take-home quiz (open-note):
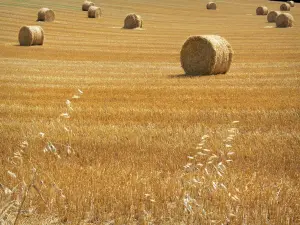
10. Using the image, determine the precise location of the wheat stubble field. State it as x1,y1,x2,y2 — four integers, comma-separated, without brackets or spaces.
0,0,300,224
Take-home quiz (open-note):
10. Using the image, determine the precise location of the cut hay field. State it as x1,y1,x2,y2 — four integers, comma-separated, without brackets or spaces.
0,0,300,224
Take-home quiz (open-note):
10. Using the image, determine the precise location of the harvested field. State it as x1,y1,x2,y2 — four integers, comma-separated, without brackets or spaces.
0,0,300,224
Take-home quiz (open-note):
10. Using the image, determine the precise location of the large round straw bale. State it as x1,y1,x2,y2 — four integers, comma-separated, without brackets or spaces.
287,1,295,7
37,8,55,22
256,6,268,15
88,6,101,18
82,1,95,11
276,13,294,27
180,35,233,75
267,11,281,22
206,2,217,10
123,13,143,29
280,3,291,11
18,26,44,46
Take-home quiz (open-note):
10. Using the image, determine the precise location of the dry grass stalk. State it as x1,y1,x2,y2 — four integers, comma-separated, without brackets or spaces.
256,6,268,15
206,2,217,10
123,13,143,29
182,122,240,223
88,6,101,18
180,35,233,75
37,8,55,22
82,1,95,11
280,3,291,11
287,1,295,7
18,26,44,46
267,11,281,23
276,13,294,27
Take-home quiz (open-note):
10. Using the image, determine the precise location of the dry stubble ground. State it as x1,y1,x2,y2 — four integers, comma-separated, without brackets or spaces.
0,0,300,224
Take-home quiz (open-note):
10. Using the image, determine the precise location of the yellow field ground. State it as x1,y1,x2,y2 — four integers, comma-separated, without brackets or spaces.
1,0,300,224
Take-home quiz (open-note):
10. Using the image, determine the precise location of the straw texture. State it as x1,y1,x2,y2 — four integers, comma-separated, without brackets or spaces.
280,3,291,11
123,13,143,29
180,35,233,75
37,8,55,22
18,26,44,46
287,1,295,7
88,6,101,18
256,6,268,15
82,1,95,11
276,13,294,27
267,11,281,22
206,2,217,10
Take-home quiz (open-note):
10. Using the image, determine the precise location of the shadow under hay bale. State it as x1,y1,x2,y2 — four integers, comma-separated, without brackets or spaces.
18,26,44,46
180,35,233,76
267,11,281,22
123,13,143,29
206,2,217,10
276,13,294,27
280,3,291,11
82,1,94,11
88,6,101,18
37,8,55,22
256,6,268,15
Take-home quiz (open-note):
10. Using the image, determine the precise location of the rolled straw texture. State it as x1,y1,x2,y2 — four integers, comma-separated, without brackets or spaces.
123,13,143,29
88,6,102,18
276,13,294,27
19,26,44,46
82,1,95,11
180,35,233,75
206,2,217,10
256,6,268,15
37,8,55,22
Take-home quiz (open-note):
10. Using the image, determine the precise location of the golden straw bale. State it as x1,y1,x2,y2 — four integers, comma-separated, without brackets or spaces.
180,35,233,75
206,2,217,10
82,1,95,11
276,13,294,27
256,6,268,15
37,8,55,22
287,1,295,7
280,3,291,11
123,13,143,29
267,11,281,22
88,6,101,18
18,26,44,46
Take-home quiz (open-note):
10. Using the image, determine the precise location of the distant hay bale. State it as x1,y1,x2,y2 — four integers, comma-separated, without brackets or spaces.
256,6,268,15
180,35,233,75
276,13,294,27
206,2,217,10
18,26,44,46
88,6,101,18
280,3,291,11
267,11,281,22
123,13,143,29
37,8,55,22
82,1,95,11
287,1,295,7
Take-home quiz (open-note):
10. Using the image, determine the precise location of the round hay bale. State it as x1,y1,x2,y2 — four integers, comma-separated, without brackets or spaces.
287,1,295,7
18,26,44,46
256,6,268,15
82,1,95,11
123,13,143,29
276,13,294,27
267,11,281,22
37,8,55,22
180,35,233,75
280,3,291,11
88,6,101,18
206,2,217,10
